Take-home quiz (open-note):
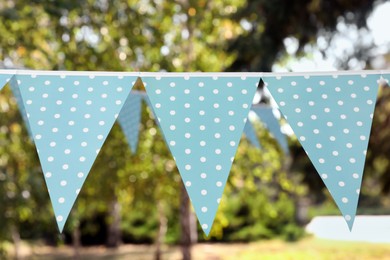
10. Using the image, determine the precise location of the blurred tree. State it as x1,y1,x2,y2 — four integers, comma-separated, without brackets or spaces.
228,0,385,72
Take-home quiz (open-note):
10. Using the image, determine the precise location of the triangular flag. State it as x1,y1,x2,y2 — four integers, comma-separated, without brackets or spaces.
143,75,259,235
243,119,261,148
264,74,379,229
9,77,33,136
382,74,389,85
118,92,143,153
0,73,14,90
252,106,289,154
12,73,135,231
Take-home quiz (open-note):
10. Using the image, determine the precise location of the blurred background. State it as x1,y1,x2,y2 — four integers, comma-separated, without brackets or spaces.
0,0,390,259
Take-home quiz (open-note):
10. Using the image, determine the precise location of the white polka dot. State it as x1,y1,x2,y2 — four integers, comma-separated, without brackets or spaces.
66,135,73,140
228,111,234,116
313,129,320,134
300,136,306,141
242,104,249,109
349,158,356,163
202,224,208,229
45,172,52,178
184,103,190,108
64,149,71,154
227,82,233,87
48,156,54,162
40,107,46,112
332,151,339,156
155,89,161,94
74,80,80,85
343,129,350,134
184,117,191,123
185,149,191,154
241,89,248,94
229,141,236,146
170,82,176,87
170,125,176,131
336,166,342,171
348,80,354,85
356,121,363,126
319,158,325,164
79,156,86,162
316,143,322,149
327,122,333,127
185,133,191,139
72,94,78,99
297,122,304,127
201,189,207,195
345,215,351,221
100,107,106,112
329,136,336,141
81,142,88,147
200,125,206,131
83,128,89,133
216,181,223,187
185,164,191,170
216,165,222,171
169,141,176,146
200,141,206,146
50,142,56,147
97,135,104,140
339,181,345,187
229,125,235,131
201,173,207,179
321,174,328,179
214,103,219,108
78,172,84,178
215,149,221,154
185,181,191,187
200,157,206,162
342,197,348,203
184,89,190,94
56,215,64,222
346,143,353,148
60,180,67,186
295,108,301,113
84,114,91,119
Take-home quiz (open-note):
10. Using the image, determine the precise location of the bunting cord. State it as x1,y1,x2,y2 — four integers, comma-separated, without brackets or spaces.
0,69,389,77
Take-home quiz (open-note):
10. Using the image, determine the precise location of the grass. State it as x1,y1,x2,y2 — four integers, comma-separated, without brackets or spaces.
4,237,390,260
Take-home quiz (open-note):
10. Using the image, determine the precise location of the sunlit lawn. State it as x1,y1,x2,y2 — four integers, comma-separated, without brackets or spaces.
6,237,390,260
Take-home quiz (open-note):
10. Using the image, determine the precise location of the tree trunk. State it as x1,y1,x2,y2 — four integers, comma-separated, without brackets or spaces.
72,220,81,260
180,183,192,260
154,200,167,260
106,197,122,248
11,224,20,260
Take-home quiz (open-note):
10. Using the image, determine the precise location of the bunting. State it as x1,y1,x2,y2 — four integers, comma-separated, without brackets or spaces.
252,106,289,154
143,75,260,235
264,74,379,229
11,73,136,231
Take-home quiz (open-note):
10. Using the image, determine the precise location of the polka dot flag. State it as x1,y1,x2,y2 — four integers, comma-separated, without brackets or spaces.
10,77,33,136
118,92,144,153
143,75,260,235
383,74,390,85
0,73,13,90
264,74,380,230
252,106,289,154
12,74,136,231
243,119,262,149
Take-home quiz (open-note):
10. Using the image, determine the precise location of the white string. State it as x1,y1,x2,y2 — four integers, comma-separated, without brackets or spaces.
1,69,389,77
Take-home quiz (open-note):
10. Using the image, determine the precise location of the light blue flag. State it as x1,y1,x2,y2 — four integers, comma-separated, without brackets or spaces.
12,74,135,231
264,74,380,230
9,77,33,137
382,74,389,85
252,106,289,154
0,73,13,90
243,120,261,149
118,92,143,153
143,75,259,235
